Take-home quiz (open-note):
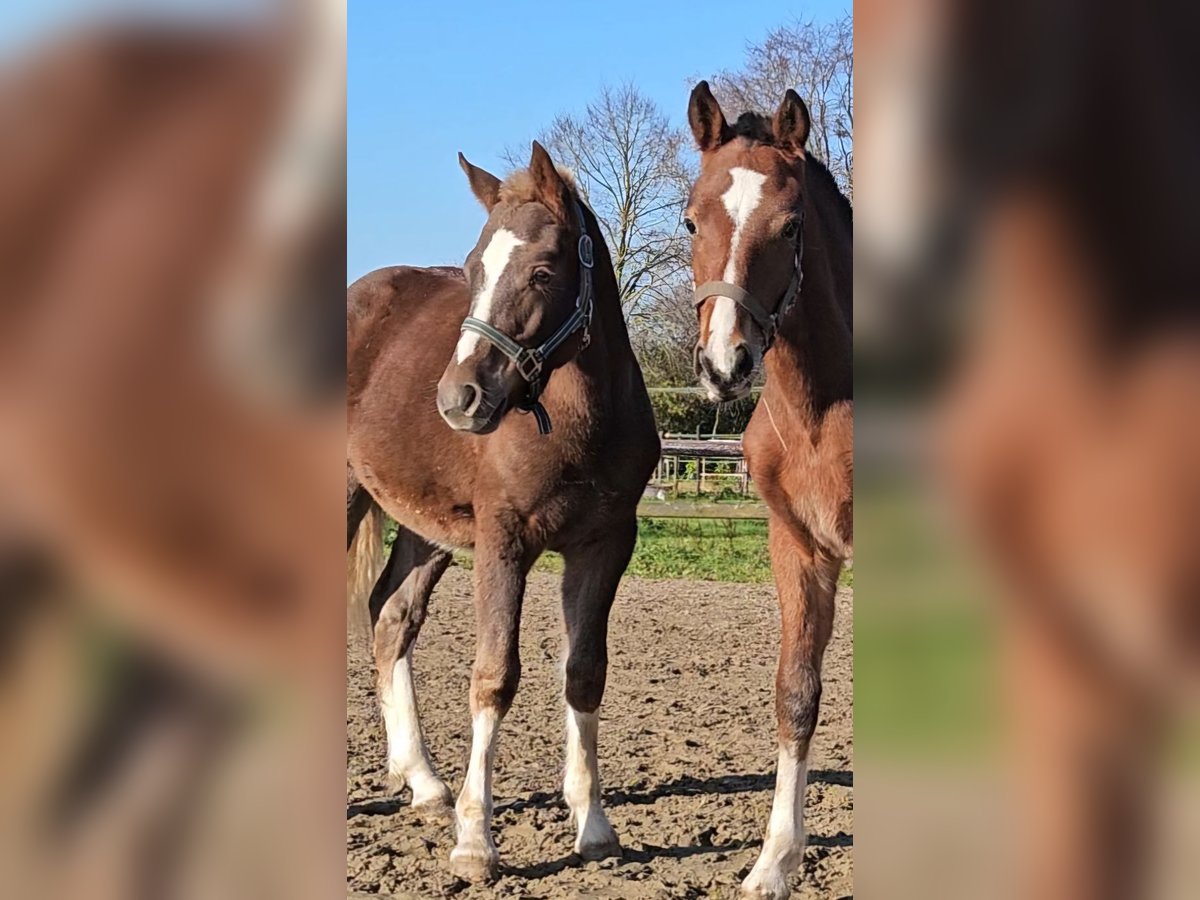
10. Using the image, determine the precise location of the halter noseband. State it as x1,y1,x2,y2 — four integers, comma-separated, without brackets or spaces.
693,212,804,350
459,201,594,434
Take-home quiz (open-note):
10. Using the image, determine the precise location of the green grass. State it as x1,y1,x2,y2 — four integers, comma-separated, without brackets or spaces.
625,518,773,582
386,515,854,586
446,518,775,583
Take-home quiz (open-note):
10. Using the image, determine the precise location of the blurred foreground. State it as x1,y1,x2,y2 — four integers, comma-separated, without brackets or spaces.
0,2,345,898
856,0,1200,898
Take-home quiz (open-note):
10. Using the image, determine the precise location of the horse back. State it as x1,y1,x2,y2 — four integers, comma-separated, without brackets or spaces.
347,266,466,401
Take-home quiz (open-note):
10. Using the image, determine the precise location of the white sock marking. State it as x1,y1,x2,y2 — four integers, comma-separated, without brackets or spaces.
564,706,617,853
456,228,524,362
454,708,501,857
380,649,445,804
708,166,767,375
744,745,807,898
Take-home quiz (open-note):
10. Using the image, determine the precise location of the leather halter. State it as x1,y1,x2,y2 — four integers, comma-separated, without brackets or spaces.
693,213,804,350
459,201,594,434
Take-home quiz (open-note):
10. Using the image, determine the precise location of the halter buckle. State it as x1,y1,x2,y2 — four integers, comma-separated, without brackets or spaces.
515,349,544,382
578,234,594,269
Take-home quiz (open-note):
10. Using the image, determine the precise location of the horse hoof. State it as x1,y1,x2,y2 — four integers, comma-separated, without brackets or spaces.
576,835,622,862
410,782,453,813
740,871,790,900
449,846,499,883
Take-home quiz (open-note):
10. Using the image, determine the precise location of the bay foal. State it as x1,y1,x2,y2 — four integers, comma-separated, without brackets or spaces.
347,143,658,881
685,83,852,898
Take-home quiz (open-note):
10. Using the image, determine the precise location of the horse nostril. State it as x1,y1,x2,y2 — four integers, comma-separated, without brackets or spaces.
733,346,753,380
460,382,481,416
693,344,705,376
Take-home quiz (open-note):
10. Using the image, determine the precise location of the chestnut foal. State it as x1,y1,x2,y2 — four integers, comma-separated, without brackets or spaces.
346,142,658,881
685,83,852,899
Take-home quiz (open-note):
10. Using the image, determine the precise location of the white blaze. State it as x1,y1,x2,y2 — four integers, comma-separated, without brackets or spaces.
456,228,524,362
708,166,767,375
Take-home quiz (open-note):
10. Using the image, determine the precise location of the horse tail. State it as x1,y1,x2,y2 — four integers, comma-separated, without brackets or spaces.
347,480,384,650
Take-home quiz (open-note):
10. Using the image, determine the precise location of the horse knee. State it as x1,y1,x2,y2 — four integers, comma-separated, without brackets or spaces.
470,653,521,714
775,664,821,749
564,651,607,713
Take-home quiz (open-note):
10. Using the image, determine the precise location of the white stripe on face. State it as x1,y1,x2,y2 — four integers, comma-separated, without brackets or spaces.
456,228,524,363
708,166,767,375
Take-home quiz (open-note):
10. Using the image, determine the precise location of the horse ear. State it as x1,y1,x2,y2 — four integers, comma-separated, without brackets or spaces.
528,141,572,223
688,81,732,152
773,89,811,155
458,152,501,211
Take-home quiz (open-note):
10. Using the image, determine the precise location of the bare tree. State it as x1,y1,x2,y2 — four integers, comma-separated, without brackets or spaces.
630,282,699,386
505,20,854,391
705,15,854,198
508,85,694,317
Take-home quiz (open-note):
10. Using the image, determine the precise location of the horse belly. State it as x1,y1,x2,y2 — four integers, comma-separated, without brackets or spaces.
351,455,475,551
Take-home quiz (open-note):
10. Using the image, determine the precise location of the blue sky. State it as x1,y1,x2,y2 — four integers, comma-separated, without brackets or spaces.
349,0,849,280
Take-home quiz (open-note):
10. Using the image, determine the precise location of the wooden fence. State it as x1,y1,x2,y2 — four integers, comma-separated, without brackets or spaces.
643,435,768,520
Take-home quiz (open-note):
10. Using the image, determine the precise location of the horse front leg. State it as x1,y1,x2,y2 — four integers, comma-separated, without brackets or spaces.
559,517,636,861
449,524,528,883
742,518,840,900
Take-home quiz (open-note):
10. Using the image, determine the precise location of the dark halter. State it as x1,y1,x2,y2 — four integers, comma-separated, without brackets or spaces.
459,202,594,434
692,212,804,350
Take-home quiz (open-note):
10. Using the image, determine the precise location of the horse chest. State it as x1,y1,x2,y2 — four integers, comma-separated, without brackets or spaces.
745,400,852,553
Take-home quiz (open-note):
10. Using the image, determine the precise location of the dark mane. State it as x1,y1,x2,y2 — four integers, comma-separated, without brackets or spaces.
731,111,778,144
731,111,852,225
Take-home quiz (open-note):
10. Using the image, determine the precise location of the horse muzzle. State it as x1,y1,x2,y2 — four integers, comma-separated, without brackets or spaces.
436,377,506,434
695,342,755,403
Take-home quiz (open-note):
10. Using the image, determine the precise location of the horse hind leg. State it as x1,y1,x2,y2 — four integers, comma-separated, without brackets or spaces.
742,524,840,900
558,520,636,861
370,525,452,809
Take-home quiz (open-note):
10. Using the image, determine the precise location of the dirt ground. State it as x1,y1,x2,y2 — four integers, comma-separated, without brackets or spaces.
347,566,853,899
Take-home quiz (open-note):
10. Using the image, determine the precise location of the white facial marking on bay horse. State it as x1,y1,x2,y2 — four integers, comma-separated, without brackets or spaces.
743,745,807,897
709,166,768,375
456,228,524,362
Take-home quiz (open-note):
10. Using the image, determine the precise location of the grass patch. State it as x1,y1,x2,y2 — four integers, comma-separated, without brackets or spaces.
386,515,853,586
446,518,773,583
625,518,772,582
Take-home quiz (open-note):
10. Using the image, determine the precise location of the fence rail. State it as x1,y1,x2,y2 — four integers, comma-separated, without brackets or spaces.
649,435,757,501
637,499,769,520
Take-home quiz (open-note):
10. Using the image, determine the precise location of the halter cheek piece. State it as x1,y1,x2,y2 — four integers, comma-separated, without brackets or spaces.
693,211,804,351
458,201,594,435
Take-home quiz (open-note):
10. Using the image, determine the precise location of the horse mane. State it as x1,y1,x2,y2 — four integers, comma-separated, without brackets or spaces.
731,111,852,226
498,164,582,206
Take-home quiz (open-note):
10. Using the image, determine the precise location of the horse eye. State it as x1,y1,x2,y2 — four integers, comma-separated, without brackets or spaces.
683,217,697,235
531,269,552,286
781,219,800,240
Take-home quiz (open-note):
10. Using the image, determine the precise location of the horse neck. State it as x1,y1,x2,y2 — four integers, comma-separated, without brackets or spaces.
764,199,852,420
540,200,639,415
